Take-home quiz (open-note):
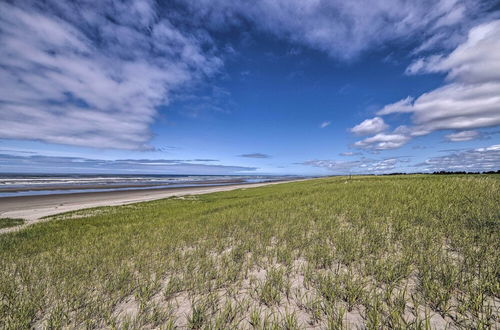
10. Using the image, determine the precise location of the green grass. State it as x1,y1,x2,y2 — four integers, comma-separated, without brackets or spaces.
0,218,24,230
0,175,499,329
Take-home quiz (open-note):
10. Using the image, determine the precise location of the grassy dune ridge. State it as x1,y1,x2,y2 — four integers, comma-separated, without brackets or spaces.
0,175,499,329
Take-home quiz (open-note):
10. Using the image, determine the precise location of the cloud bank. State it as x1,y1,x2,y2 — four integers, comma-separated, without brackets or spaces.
417,144,500,172
0,0,221,150
304,144,500,174
0,153,255,174
352,19,500,150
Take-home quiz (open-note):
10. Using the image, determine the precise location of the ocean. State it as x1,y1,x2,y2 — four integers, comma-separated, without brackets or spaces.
0,174,299,198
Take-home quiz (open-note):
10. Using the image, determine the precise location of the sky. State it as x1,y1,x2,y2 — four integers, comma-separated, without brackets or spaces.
0,0,499,175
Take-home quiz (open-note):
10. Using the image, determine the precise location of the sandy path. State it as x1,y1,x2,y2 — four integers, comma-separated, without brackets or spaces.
0,180,300,234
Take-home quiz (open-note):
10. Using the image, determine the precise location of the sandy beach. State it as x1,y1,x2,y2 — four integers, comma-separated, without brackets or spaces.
0,178,248,193
0,179,300,234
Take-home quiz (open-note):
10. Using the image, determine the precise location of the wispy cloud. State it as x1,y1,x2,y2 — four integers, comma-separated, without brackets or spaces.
0,154,255,174
350,117,388,136
239,153,271,159
416,144,500,172
173,85,234,118
320,121,331,128
179,0,493,59
339,152,362,156
0,1,221,150
445,130,481,142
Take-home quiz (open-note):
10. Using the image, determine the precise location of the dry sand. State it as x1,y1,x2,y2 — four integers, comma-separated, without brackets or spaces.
0,180,301,234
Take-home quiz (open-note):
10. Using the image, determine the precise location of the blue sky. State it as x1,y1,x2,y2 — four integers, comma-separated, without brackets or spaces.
0,0,499,175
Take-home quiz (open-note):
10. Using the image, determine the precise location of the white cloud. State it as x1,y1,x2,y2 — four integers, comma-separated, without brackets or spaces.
302,159,364,172
394,83,500,134
354,132,411,150
404,56,442,76
239,153,271,159
303,156,407,173
0,1,221,150
387,20,500,133
320,121,331,128
305,144,500,173
352,19,500,150
407,20,500,83
180,0,491,59
350,117,388,136
339,152,362,156
417,144,500,171
368,158,398,171
377,96,414,115
445,130,480,142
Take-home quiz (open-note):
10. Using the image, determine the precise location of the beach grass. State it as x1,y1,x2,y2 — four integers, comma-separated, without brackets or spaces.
0,218,24,230
0,175,499,329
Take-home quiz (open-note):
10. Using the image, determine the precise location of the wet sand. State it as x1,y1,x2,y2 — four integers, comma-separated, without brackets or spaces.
0,179,246,193
0,179,302,234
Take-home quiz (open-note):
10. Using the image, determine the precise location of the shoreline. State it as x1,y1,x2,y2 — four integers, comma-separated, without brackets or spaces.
0,179,305,234
0,179,251,193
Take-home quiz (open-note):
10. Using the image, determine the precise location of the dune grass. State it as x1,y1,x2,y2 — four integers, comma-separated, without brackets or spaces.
0,175,498,329
0,218,24,230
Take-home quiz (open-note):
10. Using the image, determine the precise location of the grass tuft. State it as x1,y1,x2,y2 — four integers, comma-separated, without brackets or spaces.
0,218,24,229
